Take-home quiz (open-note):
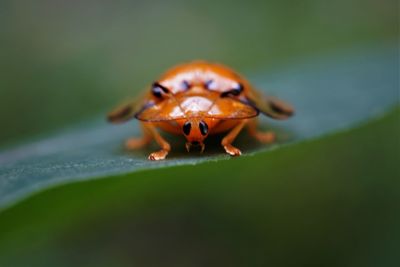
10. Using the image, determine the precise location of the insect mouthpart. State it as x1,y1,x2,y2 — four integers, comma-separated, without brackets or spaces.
185,141,205,153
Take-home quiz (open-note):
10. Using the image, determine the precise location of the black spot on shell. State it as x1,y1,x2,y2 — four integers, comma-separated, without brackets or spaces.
152,82,169,98
221,83,244,97
181,80,191,90
204,79,214,90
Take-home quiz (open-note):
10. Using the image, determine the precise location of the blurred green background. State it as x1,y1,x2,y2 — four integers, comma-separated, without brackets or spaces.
0,0,398,145
0,0,399,267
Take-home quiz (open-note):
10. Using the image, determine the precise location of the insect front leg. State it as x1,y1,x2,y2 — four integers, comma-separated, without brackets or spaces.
246,118,275,144
142,122,171,161
221,120,248,156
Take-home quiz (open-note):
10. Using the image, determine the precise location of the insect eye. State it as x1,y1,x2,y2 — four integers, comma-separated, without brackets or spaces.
221,83,244,97
199,120,208,136
183,121,191,135
152,82,169,98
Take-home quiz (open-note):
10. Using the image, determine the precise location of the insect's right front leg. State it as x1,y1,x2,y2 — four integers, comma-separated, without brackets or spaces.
142,122,171,161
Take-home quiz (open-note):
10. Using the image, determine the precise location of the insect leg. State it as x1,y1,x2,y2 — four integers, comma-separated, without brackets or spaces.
246,118,275,144
125,122,153,150
142,123,171,161
221,120,248,156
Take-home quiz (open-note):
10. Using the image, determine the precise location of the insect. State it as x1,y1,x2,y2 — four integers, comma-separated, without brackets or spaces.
108,61,294,160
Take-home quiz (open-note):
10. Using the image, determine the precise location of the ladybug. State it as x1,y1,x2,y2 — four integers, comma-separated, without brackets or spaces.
108,61,294,160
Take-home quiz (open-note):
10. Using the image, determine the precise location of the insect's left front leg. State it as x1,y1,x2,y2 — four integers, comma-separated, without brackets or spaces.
221,120,248,156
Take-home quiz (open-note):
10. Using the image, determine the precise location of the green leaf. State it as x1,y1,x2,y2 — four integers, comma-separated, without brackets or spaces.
0,45,398,210
0,107,398,267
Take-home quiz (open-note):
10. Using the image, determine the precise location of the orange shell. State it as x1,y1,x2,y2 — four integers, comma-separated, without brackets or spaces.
108,60,294,126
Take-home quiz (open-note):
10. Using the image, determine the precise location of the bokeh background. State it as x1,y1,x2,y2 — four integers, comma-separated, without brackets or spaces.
0,0,398,145
0,1,399,267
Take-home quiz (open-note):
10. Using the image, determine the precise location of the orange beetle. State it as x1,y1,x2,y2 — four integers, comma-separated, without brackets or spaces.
108,61,294,160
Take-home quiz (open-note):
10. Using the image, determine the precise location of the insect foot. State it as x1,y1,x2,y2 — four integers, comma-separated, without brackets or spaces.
148,150,169,160
223,144,242,156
